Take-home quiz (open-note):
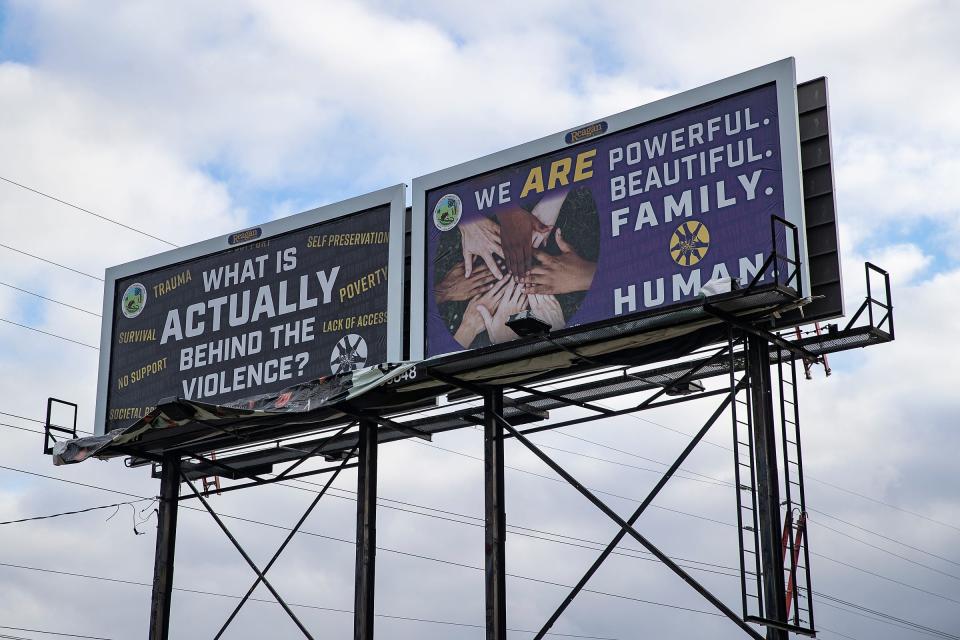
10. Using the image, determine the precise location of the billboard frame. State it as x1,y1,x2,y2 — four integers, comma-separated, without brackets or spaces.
93,184,407,435
410,58,807,361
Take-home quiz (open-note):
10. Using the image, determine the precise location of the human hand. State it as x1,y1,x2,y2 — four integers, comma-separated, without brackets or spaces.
435,262,496,303
528,294,565,331
460,217,504,279
497,208,551,278
478,277,528,344
454,276,511,347
524,228,597,294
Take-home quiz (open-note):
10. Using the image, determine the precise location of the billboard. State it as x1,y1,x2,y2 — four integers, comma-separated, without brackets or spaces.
94,185,406,435
411,59,806,360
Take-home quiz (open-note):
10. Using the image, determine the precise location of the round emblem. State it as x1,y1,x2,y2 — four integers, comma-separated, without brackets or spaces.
669,221,710,267
330,334,368,375
433,194,462,231
121,282,147,319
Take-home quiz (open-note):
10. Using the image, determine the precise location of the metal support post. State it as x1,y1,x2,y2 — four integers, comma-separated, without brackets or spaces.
747,335,789,640
354,421,378,640
149,452,181,640
484,389,507,640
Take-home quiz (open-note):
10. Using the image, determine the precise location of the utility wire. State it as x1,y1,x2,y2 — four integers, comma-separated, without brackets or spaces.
0,624,113,640
1,462,956,639
0,243,103,281
0,175,178,248
0,421,43,435
3,401,957,593
0,281,101,317
0,499,151,526
614,401,960,535
0,318,98,350
808,506,960,567
817,592,960,640
0,559,620,640
0,410,92,436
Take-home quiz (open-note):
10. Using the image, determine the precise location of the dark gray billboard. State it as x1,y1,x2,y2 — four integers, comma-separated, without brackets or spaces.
95,186,405,434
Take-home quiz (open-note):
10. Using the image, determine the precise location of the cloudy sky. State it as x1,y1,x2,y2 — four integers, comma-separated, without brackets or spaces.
1,1,958,639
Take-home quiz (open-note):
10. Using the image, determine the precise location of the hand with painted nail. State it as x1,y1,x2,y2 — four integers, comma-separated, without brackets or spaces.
435,262,496,303
454,276,511,347
478,277,528,344
528,294,565,331
524,228,596,294
459,217,504,280
496,207,551,278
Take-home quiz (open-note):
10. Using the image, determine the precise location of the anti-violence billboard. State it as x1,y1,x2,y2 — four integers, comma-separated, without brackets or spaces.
94,186,405,435
411,59,807,360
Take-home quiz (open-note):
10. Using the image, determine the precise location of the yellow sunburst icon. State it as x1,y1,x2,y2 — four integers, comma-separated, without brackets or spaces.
670,221,710,267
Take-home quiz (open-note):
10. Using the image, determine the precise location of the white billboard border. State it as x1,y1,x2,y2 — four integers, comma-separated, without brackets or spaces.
410,58,807,361
94,184,407,435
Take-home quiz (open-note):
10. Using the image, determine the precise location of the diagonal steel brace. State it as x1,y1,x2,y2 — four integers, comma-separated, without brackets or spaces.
181,474,316,640
490,410,765,640
534,377,744,638
213,446,357,639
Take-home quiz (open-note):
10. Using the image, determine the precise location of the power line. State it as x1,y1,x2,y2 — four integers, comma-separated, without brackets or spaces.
0,281,101,317
818,592,960,640
0,421,44,435
0,242,102,281
6,408,959,610
0,499,150,526
0,410,92,436
4,398,958,593
0,175,178,248
0,624,113,640
0,560,621,640
2,462,957,639
613,400,960,536
813,518,960,582
0,318,99,350
519,427,960,581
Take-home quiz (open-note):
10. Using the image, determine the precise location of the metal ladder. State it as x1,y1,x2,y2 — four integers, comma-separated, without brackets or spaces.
201,452,222,497
776,351,815,633
729,332,765,621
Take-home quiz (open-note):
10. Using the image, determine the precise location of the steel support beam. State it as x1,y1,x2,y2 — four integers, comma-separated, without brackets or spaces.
354,421,378,640
182,475,315,639
534,379,743,639
492,410,765,640
148,452,180,640
747,336,789,640
215,451,355,639
484,389,507,640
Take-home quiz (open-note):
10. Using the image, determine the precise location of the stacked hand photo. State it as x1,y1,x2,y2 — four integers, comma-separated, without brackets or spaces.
433,188,599,349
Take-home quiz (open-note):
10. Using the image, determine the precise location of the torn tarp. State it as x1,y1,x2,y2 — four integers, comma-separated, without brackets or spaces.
53,362,416,465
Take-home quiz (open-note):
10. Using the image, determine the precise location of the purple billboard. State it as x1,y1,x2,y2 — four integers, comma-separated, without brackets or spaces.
412,60,805,360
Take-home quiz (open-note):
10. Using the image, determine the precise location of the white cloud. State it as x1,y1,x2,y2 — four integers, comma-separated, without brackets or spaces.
1,1,959,639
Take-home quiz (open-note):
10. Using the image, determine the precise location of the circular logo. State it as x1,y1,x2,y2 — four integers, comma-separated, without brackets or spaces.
121,283,147,318
669,221,710,267
433,194,462,231
330,334,368,375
